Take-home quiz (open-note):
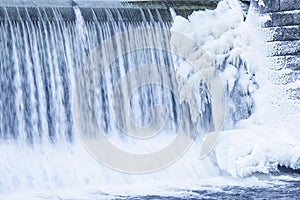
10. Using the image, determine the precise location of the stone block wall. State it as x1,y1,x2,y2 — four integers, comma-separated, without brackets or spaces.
253,0,299,94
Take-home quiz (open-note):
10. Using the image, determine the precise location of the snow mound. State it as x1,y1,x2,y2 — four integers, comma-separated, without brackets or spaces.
214,126,300,177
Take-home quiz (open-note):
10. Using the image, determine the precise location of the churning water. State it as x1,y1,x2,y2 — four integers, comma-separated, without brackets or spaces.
0,0,299,199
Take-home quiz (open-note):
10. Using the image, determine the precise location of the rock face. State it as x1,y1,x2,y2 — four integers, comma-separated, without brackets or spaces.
253,0,300,89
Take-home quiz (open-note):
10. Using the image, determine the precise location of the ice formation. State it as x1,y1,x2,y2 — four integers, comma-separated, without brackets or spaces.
170,0,300,177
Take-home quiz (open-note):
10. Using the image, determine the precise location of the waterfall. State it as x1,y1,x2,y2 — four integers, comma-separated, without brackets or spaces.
0,7,200,143
2,0,297,196
0,4,219,193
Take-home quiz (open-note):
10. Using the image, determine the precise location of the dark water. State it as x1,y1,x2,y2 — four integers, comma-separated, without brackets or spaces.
116,179,300,200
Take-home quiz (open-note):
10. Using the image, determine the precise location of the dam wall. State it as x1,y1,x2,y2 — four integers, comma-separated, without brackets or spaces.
0,0,220,22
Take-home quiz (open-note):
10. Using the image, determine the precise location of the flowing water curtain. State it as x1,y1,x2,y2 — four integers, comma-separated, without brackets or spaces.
0,7,197,143
0,5,219,175
0,8,80,143
72,7,220,172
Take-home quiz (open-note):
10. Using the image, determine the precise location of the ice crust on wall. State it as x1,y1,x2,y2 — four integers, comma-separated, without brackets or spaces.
170,0,257,130
171,0,300,177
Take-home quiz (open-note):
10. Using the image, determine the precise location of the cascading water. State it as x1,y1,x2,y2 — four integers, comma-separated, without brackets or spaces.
0,0,299,198
0,3,217,193
0,7,75,143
